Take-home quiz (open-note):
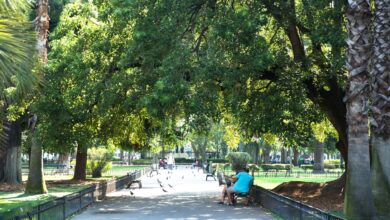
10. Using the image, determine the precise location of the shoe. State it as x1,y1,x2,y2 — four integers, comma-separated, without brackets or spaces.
217,201,224,205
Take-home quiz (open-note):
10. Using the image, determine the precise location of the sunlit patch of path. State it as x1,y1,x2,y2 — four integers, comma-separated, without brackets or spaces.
72,166,275,220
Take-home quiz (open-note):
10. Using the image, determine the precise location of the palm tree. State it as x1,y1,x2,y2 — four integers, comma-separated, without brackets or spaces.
344,0,375,218
0,0,37,184
370,0,390,218
25,0,49,194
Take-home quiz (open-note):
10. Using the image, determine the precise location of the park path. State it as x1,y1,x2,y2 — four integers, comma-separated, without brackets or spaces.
72,166,275,220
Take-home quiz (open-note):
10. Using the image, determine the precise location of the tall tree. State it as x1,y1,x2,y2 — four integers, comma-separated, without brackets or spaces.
370,0,390,217
344,0,374,218
25,0,50,194
0,0,37,185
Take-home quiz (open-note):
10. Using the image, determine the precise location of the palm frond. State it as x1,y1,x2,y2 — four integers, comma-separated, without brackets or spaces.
0,0,38,100
0,0,31,16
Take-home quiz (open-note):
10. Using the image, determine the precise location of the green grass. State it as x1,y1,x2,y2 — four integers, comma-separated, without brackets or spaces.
0,185,90,213
222,168,340,189
254,176,339,189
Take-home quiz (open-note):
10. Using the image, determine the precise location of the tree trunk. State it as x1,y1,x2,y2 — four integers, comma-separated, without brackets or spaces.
344,1,375,218
127,152,132,165
281,148,287,164
292,147,299,166
73,146,87,180
254,143,259,164
25,0,50,194
57,152,69,166
25,128,48,194
263,144,270,164
313,140,324,173
119,150,124,162
370,0,390,217
1,119,23,184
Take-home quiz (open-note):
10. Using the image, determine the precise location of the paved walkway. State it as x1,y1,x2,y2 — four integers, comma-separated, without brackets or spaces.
72,166,275,220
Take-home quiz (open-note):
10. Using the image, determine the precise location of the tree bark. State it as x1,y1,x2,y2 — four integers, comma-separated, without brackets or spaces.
344,0,375,218
254,143,259,164
25,0,50,194
119,150,124,162
292,147,299,166
263,144,270,164
127,152,132,165
313,140,324,173
1,119,23,184
25,128,48,194
281,148,287,164
73,145,87,180
370,0,390,217
57,152,70,166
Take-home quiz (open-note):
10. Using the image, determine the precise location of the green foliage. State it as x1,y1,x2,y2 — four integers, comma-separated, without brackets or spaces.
87,147,114,178
0,0,37,102
174,158,193,163
131,158,153,165
261,164,293,171
208,158,229,163
226,152,251,171
324,160,342,169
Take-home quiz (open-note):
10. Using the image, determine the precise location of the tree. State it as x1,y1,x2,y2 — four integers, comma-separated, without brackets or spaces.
0,0,37,184
344,0,374,218
25,0,50,194
370,0,390,217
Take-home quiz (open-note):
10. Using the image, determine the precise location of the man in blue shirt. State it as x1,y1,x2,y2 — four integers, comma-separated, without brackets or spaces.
218,168,253,205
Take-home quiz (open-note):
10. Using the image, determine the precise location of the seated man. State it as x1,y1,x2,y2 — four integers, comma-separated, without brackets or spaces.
218,168,253,205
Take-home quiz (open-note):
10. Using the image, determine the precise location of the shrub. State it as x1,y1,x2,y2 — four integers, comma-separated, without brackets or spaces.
174,158,194,163
324,159,341,169
324,159,340,164
248,164,260,176
208,158,229,163
261,164,293,171
301,165,314,171
132,158,153,165
88,147,114,178
226,152,251,172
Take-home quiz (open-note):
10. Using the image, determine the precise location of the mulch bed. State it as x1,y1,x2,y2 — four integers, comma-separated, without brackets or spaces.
0,183,25,192
272,177,345,211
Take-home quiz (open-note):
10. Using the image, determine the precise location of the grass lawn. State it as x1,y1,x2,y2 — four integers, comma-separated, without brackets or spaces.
222,168,340,189
254,176,339,189
4,165,148,214
0,184,90,213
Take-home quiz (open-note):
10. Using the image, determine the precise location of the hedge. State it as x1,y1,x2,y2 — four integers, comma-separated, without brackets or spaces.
131,159,153,165
261,164,293,171
174,158,194,163
208,158,228,163
301,165,314,170
226,152,251,171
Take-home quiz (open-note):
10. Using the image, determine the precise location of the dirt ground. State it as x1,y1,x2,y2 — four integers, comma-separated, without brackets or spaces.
272,177,345,211
0,183,25,192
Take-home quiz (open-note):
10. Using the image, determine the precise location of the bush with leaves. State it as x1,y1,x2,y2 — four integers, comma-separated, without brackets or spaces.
261,164,293,171
226,152,251,172
87,147,114,178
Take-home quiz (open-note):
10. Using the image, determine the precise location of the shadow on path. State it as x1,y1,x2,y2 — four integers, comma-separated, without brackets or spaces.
72,167,275,220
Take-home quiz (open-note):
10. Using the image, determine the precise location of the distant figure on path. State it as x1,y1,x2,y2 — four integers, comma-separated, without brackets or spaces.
218,168,253,205
167,154,175,170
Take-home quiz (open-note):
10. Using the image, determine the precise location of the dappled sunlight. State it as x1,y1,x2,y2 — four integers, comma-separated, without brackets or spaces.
73,167,275,220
